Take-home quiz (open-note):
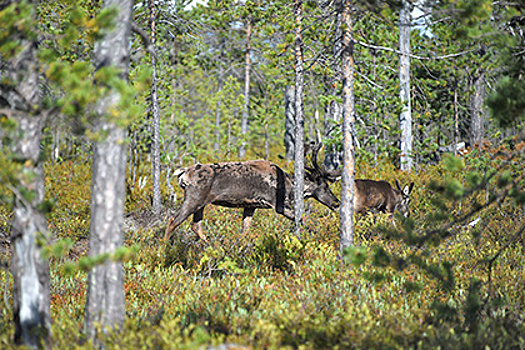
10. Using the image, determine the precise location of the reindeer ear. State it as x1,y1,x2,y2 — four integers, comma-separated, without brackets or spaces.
403,182,414,195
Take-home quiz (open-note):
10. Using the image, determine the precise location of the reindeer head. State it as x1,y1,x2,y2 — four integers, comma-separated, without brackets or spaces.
304,142,341,210
394,180,414,217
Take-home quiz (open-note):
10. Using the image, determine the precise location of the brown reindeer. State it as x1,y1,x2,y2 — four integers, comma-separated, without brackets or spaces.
354,179,414,218
164,148,340,242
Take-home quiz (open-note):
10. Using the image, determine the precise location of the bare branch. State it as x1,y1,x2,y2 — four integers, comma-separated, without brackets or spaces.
355,38,476,60
131,22,158,60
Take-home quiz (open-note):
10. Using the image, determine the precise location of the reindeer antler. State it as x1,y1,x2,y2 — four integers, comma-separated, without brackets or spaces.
308,142,342,182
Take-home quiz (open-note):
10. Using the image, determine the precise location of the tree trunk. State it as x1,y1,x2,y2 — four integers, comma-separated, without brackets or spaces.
214,99,221,152
239,15,252,159
399,0,412,171
150,0,161,215
264,122,270,160
84,0,132,342
339,0,356,253
284,85,296,160
53,129,60,162
454,81,459,156
323,100,343,171
293,0,305,238
1,2,51,346
470,69,486,146
324,0,343,172
11,115,50,349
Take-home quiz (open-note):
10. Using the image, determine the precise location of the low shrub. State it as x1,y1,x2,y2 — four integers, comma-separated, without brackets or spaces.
0,151,524,349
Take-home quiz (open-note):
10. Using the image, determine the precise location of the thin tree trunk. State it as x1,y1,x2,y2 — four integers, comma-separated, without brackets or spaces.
313,109,322,143
293,0,305,238
454,82,459,156
339,0,356,253
284,85,295,160
53,129,60,162
399,0,412,171
324,0,343,172
84,0,132,342
1,2,51,346
239,15,252,159
214,99,221,152
373,55,379,167
470,69,486,146
228,112,232,158
150,0,161,215
264,99,270,160
264,122,270,160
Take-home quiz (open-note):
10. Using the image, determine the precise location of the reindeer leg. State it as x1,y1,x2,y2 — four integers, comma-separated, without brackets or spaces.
164,201,202,242
191,207,208,242
242,208,256,236
165,183,213,242
389,213,397,227
281,206,294,221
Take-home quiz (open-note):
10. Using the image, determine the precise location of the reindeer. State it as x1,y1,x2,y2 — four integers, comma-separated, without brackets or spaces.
164,146,340,242
354,179,414,219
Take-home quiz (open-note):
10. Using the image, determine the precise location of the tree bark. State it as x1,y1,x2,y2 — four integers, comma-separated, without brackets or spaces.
399,0,412,171
0,1,51,347
293,0,305,238
284,85,296,160
339,0,356,253
324,0,343,172
150,0,162,215
11,116,50,350
470,69,486,146
11,115,51,350
84,0,132,342
239,15,252,159
454,81,459,156
213,99,221,152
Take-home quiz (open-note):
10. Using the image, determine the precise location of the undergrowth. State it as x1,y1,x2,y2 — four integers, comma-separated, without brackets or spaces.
0,148,524,349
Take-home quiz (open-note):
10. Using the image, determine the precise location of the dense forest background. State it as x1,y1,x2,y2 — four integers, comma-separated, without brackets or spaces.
1,0,524,349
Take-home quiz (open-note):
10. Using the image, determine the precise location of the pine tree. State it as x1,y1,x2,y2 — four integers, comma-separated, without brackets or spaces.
339,0,356,252
293,0,306,237
149,0,162,215
84,0,133,342
0,2,51,347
